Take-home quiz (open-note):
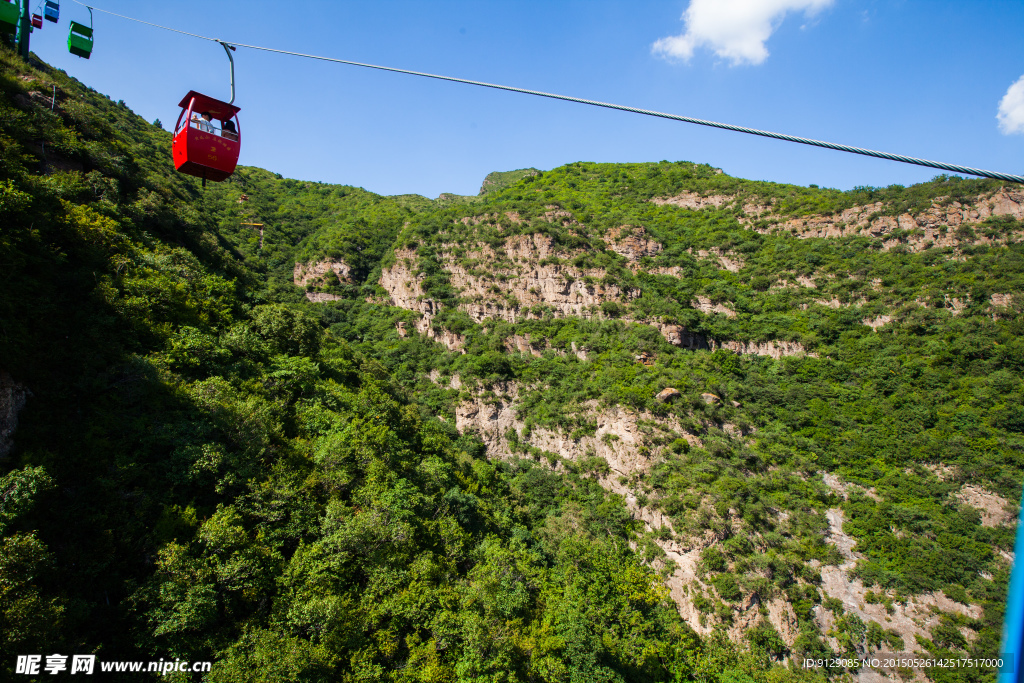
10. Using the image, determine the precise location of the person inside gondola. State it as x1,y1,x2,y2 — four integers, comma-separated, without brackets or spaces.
221,118,238,141
191,111,215,133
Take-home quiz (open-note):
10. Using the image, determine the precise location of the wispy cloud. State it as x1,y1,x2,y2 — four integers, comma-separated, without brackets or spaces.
652,0,834,67
997,75,1024,135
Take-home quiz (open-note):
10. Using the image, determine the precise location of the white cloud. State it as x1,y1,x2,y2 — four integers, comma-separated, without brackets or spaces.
652,0,834,66
997,75,1024,135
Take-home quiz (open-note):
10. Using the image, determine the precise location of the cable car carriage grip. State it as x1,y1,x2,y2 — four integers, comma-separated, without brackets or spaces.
172,42,240,185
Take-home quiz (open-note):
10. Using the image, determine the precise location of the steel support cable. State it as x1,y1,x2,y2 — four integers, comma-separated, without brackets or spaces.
72,0,1024,184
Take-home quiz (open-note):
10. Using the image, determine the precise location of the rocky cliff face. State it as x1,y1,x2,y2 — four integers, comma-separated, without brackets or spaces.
379,248,433,318
602,224,663,261
378,221,814,357
303,292,344,302
645,321,712,350
379,233,640,328
816,476,992,678
294,259,352,302
293,258,352,288
449,380,815,649
450,377,998,669
653,189,1024,251
451,234,640,323
712,339,816,359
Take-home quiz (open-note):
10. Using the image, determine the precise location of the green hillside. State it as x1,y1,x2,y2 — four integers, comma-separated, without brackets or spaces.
1,44,1021,683
201,168,435,302
292,166,1022,680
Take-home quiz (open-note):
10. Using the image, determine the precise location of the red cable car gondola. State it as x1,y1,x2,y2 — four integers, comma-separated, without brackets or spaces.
31,13,42,29
172,42,240,185
171,91,241,184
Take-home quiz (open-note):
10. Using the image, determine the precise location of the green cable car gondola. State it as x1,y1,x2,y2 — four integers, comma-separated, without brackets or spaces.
0,0,19,35
68,7,92,58
68,22,92,57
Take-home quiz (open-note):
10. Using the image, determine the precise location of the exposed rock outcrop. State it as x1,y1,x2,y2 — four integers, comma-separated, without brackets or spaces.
601,225,662,262
818,473,983,673
862,315,892,330
656,388,681,403
646,322,711,350
504,334,543,357
381,236,639,326
422,326,466,352
651,189,1024,251
650,191,730,211
988,293,1020,320
380,229,813,359
293,258,352,287
693,248,745,272
304,292,343,303
651,191,770,217
818,510,982,659
450,234,640,322
957,485,1016,528
991,293,1016,308
379,248,439,332
711,339,815,359
454,392,701,504
452,385,815,645
692,296,737,318
641,321,812,358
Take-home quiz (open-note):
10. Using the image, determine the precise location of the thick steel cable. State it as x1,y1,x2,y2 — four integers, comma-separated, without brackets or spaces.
71,1,1024,185
70,1,216,41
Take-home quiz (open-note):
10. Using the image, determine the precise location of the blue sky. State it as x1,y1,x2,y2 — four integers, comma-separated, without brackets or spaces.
26,0,1024,198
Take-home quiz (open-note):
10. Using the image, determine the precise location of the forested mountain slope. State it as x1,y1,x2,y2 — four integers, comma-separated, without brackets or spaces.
290,160,1024,679
0,45,1021,683
0,50,763,683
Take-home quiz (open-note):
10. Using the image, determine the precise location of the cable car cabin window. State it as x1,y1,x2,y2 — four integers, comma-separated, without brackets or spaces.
171,90,241,183
178,112,238,141
187,112,217,134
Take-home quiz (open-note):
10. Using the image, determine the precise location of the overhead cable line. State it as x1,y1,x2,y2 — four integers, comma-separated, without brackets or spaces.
71,0,1024,185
